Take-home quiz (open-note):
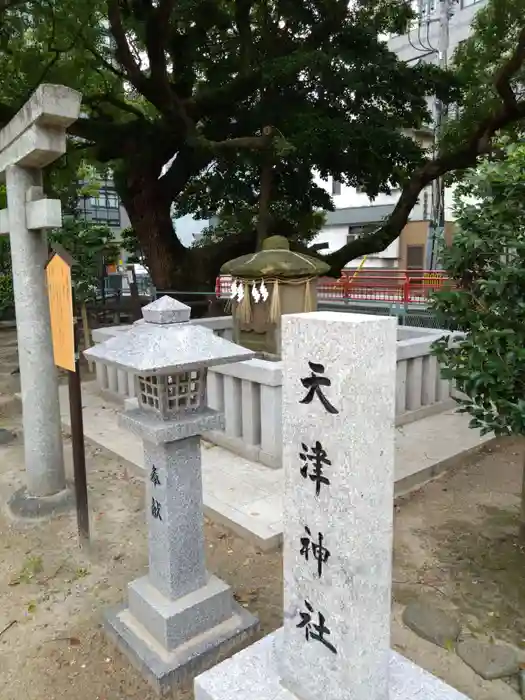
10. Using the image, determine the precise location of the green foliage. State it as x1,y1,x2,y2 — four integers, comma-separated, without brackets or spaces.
442,0,525,163
120,226,149,269
0,177,113,313
0,237,10,275
432,140,525,437
0,268,14,314
0,200,13,311
176,156,334,233
0,0,121,196
49,160,104,216
0,0,117,106
166,0,459,220
0,217,117,312
49,219,119,303
193,201,326,249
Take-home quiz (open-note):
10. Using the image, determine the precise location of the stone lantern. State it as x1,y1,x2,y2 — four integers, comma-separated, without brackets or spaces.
84,296,258,693
221,235,329,356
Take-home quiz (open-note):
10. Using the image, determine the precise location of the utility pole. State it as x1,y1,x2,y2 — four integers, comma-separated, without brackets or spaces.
427,0,451,269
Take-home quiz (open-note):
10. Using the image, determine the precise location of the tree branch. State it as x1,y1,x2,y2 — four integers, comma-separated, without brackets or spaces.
106,0,144,88
106,0,182,119
85,43,128,82
494,27,525,111
198,133,274,152
24,20,87,105
144,0,177,111
0,0,27,14
160,146,214,199
84,93,146,120
234,0,253,68
67,116,140,158
325,28,525,274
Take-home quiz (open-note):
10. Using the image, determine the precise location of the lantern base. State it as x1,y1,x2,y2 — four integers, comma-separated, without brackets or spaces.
194,629,471,700
103,598,258,696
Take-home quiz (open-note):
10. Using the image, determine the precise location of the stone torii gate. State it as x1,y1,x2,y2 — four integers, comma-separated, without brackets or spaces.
0,84,81,517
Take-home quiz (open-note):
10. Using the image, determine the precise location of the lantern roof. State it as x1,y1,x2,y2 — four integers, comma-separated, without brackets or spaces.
220,235,329,279
84,296,255,374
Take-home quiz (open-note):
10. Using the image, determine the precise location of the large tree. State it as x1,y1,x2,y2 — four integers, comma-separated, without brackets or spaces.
0,0,524,289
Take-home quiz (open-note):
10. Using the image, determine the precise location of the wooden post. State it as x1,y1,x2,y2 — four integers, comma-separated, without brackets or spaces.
128,265,142,321
68,319,90,546
46,244,90,547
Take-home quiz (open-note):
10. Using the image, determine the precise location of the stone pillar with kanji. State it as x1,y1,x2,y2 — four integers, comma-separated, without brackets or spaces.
195,311,471,700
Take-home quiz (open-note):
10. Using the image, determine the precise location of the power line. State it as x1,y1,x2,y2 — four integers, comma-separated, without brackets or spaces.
406,1,439,56
427,0,452,270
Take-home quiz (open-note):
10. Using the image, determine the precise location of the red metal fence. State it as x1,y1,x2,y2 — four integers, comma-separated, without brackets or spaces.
216,269,449,305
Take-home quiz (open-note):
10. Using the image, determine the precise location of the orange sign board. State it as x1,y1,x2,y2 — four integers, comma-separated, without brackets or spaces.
46,251,76,372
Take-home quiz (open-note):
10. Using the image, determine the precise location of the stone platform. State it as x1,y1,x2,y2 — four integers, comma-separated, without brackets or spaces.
194,630,470,700
58,382,494,550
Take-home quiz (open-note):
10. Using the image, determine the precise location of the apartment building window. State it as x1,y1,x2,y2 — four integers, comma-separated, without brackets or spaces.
106,191,119,208
423,190,429,220
347,226,362,243
461,0,483,6
356,184,398,196
90,208,121,227
81,186,122,227
89,190,119,210
406,245,425,270
331,178,341,196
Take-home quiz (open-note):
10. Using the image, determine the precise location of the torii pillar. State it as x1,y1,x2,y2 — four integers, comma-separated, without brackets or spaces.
0,84,81,517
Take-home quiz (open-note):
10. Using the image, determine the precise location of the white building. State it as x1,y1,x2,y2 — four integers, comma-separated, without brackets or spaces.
389,1,487,65
313,174,433,270
312,0,488,271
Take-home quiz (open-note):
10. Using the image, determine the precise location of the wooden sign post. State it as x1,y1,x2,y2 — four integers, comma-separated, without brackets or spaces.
46,244,90,546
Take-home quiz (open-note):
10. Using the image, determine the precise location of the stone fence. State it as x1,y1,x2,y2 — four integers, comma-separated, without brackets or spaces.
91,317,455,469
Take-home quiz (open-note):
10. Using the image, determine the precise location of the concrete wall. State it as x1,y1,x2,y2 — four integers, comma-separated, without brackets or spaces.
91,318,455,469
313,173,431,222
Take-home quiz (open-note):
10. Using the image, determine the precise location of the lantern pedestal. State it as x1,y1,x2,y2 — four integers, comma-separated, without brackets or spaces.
85,295,258,694
104,407,258,695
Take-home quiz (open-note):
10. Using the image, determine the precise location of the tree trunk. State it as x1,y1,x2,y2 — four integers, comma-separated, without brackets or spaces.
115,155,271,291
520,440,525,542
256,158,273,251
117,167,188,290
